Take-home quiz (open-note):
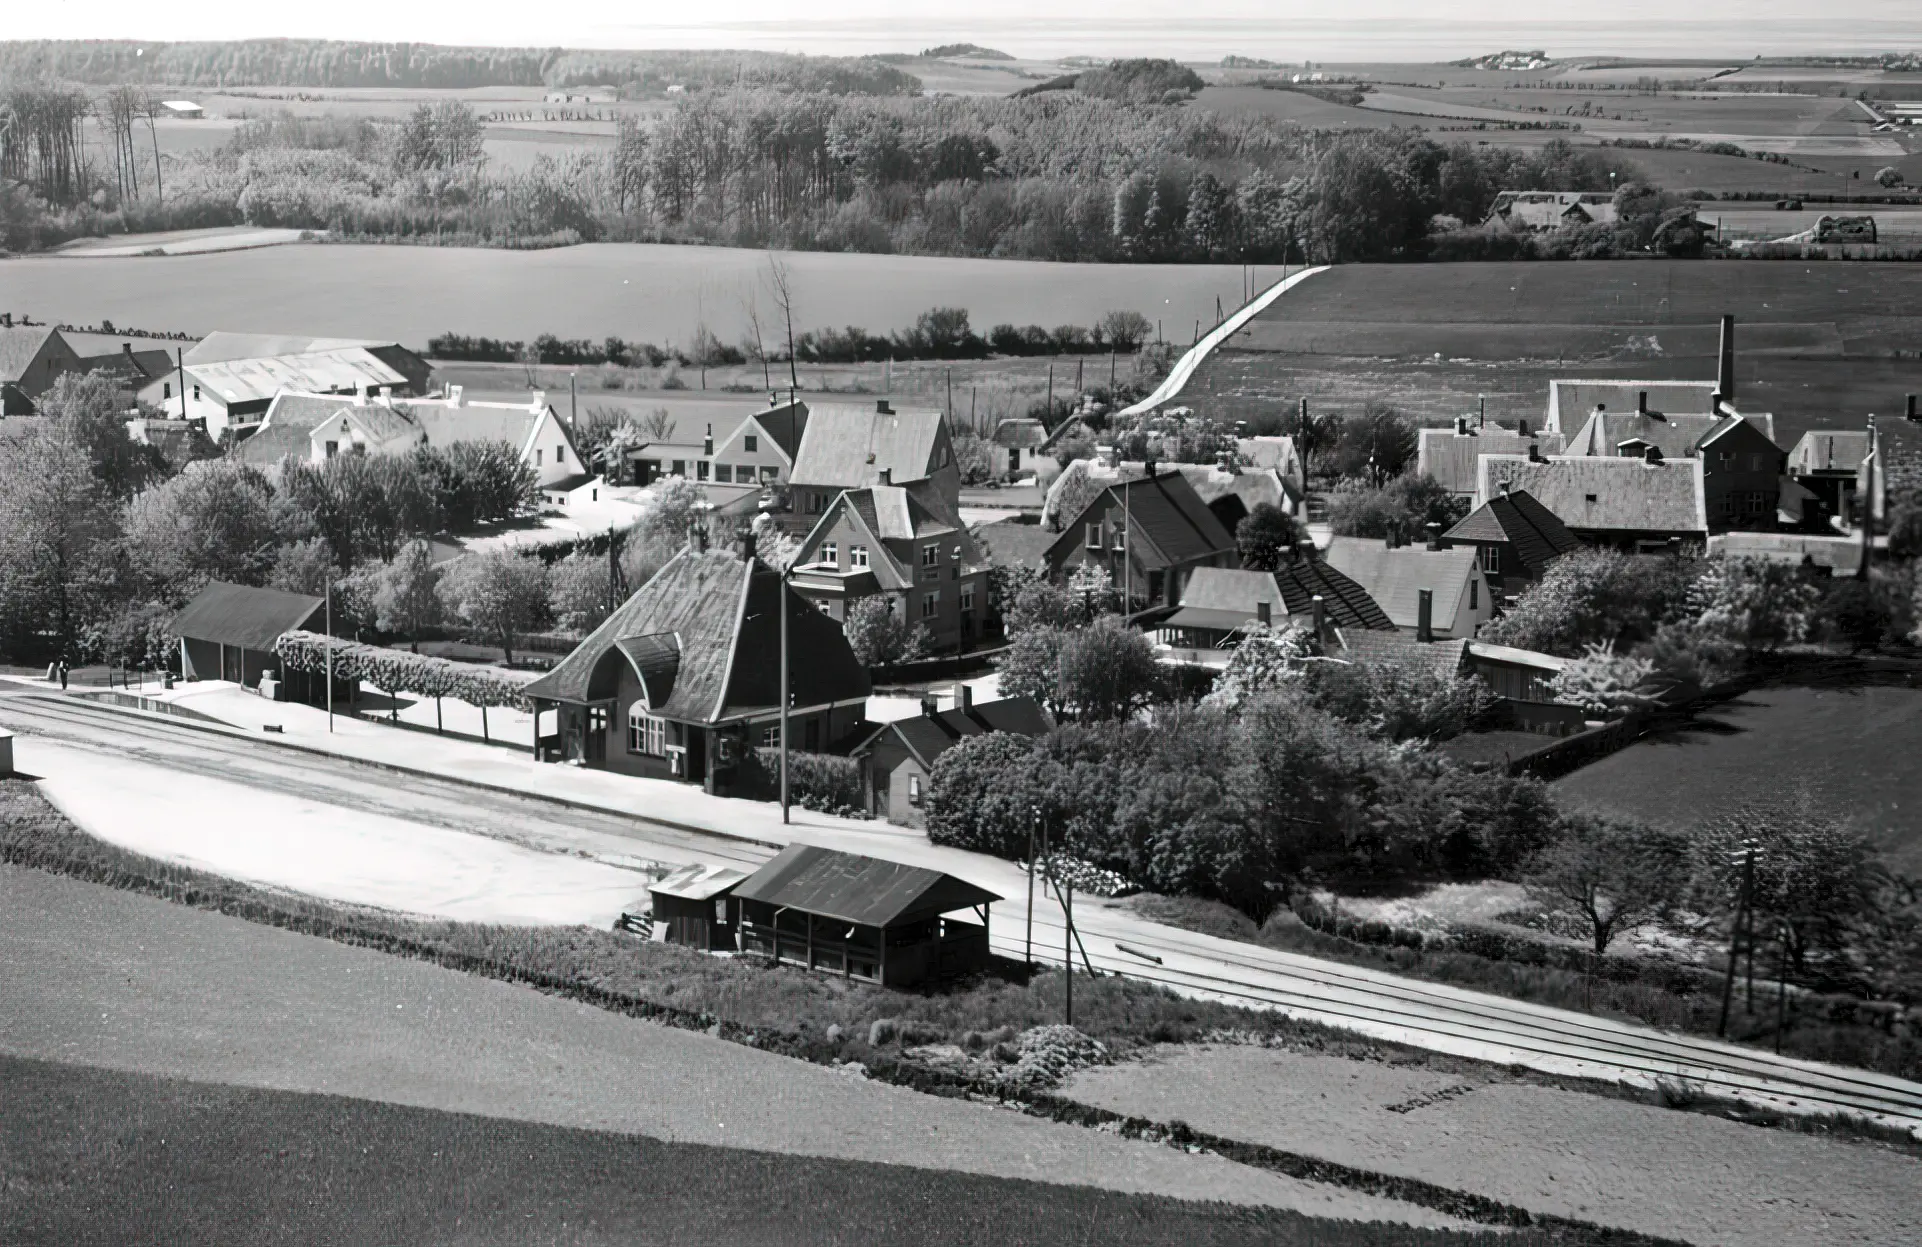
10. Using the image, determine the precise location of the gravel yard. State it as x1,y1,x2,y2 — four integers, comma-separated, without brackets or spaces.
1062,1044,1922,1247
0,865,1471,1229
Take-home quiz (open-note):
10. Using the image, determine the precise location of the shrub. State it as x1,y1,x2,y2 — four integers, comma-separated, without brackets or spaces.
752,749,866,817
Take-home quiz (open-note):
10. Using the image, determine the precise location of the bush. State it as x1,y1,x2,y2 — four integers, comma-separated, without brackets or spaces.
752,748,867,817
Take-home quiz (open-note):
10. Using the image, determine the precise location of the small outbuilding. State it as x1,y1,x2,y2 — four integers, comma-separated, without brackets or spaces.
851,688,1051,826
170,580,339,702
730,844,1001,986
647,863,750,951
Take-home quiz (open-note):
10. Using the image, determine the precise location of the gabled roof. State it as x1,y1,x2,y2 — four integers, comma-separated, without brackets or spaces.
1544,380,1718,436
1788,430,1871,475
1236,435,1302,480
230,392,357,466
853,696,1052,770
972,519,1056,571
173,348,406,407
316,403,423,447
169,580,324,651
410,402,545,456
1476,454,1710,536
521,548,869,720
991,418,1048,449
1271,556,1397,631
1323,537,1481,631
1179,463,1302,514
184,332,389,366
1339,631,1470,681
1444,487,1584,575
0,327,65,382
1418,427,1564,495
789,403,945,489
730,843,1001,928
1172,566,1288,618
800,478,979,589
1048,470,1236,571
1563,409,1728,460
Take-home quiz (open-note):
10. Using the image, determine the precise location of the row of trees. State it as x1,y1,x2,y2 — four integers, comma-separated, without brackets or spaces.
0,373,537,667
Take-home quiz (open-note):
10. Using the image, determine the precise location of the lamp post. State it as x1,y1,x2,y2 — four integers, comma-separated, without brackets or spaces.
324,578,334,734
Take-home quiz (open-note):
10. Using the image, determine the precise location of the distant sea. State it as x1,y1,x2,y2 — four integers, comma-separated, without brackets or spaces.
587,18,1921,63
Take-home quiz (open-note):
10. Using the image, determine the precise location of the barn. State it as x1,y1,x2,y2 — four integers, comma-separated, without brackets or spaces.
729,844,1000,986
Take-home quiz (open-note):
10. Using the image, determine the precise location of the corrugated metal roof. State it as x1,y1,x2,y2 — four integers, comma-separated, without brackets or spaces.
184,332,388,365
650,862,749,902
1323,538,1479,632
169,580,324,651
731,843,1001,928
184,348,405,407
1477,454,1709,536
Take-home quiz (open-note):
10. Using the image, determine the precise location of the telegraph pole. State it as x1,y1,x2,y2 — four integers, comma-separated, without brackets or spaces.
780,565,790,824
324,579,334,734
1717,841,1760,1037
1025,805,1038,969
1063,870,1074,1027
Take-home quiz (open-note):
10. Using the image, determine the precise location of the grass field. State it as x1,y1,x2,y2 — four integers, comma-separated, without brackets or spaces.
1,1055,1540,1247
1556,680,1922,875
1,242,1262,352
1185,261,1922,444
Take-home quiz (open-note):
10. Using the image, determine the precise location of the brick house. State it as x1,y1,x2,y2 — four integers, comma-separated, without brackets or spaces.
1044,469,1237,611
781,399,961,529
787,477,991,652
1562,401,1782,532
1324,534,1494,638
1474,454,1710,553
850,688,1051,826
522,542,871,795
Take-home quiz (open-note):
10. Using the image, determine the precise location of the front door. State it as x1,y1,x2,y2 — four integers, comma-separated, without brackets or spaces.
586,706,609,763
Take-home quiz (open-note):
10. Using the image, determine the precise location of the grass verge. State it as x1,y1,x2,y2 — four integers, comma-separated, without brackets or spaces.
0,1054,1535,1247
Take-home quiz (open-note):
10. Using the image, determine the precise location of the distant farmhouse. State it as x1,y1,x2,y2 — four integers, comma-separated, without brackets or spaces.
0,323,84,414
137,333,432,442
1487,192,1618,233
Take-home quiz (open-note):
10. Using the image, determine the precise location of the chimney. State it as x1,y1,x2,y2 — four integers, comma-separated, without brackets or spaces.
1907,394,1918,423
703,422,713,456
1644,444,1664,465
876,399,893,415
376,385,392,407
1311,594,1327,642
353,386,367,407
1527,442,1544,463
1478,395,1486,429
1424,521,1441,551
1256,600,1271,626
1454,415,1467,435
920,693,939,717
1143,456,1157,478
529,390,546,412
122,342,134,359
1717,313,1736,405
958,682,973,711
1517,418,1530,437
740,528,757,560
1296,539,1318,562
0,313,10,327
1637,390,1648,414
446,384,464,408
878,467,892,486
1416,588,1434,643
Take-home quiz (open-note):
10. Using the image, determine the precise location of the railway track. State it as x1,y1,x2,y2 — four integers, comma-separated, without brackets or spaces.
5,686,1918,1133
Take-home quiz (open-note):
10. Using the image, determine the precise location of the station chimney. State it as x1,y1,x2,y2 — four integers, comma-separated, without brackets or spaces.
1717,314,1736,407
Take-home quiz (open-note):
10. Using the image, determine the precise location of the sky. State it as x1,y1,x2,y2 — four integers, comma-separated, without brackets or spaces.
6,2,1918,61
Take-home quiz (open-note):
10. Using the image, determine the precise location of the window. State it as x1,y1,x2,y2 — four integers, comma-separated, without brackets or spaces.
192,384,200,402
850,545,869,568
1085,523,1101,550
1470,578,1479,610
556,444,566,464
536,448,544,467
671,459,686,477
714,464,733,483
697,461,710,481
1480,546,1501,574
921,590,939,618
908,774,924,806
1112,526,1127,551
959,583,974,613
761,725,780,748
1583,493,1597,503
324,440,339,459
744,434,758,453
163,382,171,400
821,541,838,566
761,465,778,482
628,708,666,756
921,544,938,567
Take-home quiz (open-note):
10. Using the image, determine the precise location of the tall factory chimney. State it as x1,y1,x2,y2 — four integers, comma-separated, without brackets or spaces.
1716,314,1736,408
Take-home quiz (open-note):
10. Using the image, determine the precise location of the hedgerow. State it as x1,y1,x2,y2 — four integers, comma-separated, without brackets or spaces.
274,630,538,708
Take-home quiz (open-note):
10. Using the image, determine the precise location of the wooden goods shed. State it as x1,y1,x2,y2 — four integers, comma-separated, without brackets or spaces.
730,844,1000,987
